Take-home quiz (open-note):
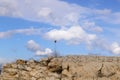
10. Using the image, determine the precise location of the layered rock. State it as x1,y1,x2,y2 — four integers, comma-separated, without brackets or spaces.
0,55,120,80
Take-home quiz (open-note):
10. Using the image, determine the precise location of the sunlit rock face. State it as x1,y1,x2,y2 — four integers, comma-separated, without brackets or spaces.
0,55,120,80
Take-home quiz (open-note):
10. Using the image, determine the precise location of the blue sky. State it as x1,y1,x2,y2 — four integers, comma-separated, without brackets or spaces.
0,0,120,63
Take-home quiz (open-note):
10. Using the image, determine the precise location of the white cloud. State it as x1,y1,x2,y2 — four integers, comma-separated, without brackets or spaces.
36,48,52,56
81,21,103,32
26,40,53,56
0,0,105,33
0,0,120,25
92,39,120,55
94,9,120,24
96,12,120,24
0,0,120,55
0,28,42,39
110,42,120,54
26,40,40,52
94,9,111,15
0,0,101,26
45,26,96,45
38,7,52,18
0,0,22,17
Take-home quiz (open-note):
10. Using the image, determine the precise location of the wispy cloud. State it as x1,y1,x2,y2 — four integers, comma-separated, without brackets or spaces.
92,39,120,55
0,0,120,55
0,0,22,17
80,20,103,32
0,0,120,25
0,28,42,39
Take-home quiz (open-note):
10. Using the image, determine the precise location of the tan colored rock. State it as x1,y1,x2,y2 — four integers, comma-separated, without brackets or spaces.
16,59,27,65
0,56,120,80
48,58,62,73
62,69,71,77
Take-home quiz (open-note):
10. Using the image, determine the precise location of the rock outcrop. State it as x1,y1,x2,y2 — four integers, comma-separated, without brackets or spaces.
0,55,120,80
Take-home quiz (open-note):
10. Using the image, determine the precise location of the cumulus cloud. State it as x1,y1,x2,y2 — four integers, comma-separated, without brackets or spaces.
0,0,120,55
26,40,52,56
36,48,53,55
0,28,42,39
26,40,40,52
93,39,120,55
0,0,120,31
45,26,96,45
110,42,120,54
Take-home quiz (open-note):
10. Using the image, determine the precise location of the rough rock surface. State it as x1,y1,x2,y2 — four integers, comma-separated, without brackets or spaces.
0,55,120,80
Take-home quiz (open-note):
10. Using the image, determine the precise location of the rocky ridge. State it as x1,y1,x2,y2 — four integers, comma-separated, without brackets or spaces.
0,55,120,80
